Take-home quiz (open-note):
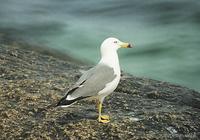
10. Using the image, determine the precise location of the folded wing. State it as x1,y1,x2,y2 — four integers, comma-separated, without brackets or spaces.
57,64,116,106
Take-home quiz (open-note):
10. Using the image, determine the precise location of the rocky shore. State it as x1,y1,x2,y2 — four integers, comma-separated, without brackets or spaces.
0,39,200,139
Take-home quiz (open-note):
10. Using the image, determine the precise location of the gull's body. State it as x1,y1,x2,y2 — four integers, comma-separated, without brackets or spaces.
57,37,132,123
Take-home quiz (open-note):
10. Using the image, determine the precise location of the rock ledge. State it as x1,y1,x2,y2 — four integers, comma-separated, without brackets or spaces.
0,42,200,140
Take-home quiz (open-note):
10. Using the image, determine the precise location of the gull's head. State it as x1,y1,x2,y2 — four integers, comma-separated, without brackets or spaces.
100,37,132,54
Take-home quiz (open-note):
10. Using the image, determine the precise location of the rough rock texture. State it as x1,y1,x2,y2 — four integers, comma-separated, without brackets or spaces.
0,41,200,140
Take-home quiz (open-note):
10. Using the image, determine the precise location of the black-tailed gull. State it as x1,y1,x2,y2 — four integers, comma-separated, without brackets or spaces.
57,37,132,123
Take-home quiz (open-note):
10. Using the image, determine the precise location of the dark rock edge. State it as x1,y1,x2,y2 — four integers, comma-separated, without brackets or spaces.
0,39,200,140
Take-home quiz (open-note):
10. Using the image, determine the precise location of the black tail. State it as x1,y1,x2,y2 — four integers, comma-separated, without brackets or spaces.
56,96,88,107
56,84,89,107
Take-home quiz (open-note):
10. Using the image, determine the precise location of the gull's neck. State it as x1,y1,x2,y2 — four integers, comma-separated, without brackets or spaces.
99,50,120,75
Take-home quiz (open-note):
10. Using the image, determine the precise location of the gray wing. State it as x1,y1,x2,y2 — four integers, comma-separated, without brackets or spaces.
75,66,96,86
67,64,117,99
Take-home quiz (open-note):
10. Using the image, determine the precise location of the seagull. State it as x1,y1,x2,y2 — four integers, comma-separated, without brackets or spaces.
57,37,132,123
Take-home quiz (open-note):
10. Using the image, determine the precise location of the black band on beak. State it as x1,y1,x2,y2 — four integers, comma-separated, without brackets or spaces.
127,44,132,48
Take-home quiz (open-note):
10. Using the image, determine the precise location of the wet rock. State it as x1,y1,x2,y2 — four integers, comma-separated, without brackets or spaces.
0,41,200,139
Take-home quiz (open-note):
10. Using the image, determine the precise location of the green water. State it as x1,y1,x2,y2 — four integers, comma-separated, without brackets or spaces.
0,0,200,91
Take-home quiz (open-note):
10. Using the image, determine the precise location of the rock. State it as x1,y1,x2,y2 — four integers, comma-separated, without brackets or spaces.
0,40,200,140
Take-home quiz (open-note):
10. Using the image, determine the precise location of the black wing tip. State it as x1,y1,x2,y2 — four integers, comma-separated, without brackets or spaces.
56,97,72,107
56,96,89,107
56,96,78,107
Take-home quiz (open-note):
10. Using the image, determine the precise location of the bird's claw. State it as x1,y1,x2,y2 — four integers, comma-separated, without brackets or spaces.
98,115,110,123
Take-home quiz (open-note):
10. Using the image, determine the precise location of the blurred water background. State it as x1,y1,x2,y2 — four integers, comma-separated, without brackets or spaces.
0,0,199,91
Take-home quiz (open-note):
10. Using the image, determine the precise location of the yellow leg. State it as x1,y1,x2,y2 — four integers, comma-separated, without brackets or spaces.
98,101,110,123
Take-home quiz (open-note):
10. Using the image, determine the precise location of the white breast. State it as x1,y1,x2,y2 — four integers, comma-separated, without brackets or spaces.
98,74,120,96
97,61,121,100
97,46,121,101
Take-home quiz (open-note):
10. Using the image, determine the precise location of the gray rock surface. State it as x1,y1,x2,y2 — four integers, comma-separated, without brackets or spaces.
0,41,200,140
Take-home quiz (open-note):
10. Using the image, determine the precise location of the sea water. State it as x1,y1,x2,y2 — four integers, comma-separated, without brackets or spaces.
0,0,199,91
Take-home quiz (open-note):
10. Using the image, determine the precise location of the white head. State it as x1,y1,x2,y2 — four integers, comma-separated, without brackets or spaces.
100,37,132,57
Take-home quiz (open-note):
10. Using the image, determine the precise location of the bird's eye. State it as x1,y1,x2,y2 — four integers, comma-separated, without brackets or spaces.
114,41,117,43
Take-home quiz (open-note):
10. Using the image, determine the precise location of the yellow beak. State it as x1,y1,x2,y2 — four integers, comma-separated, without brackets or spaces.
120,42,132,48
